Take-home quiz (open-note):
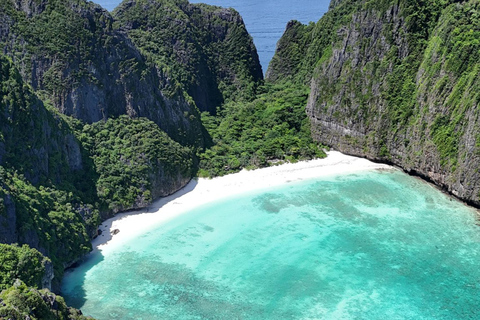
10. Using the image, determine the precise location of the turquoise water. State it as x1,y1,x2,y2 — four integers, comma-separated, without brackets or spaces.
62,170,480,319
93,0,330,71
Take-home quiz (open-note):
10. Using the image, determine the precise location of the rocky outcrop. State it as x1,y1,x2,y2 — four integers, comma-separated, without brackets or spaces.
13,0,46,17
0,194,17,244
0,55,87,186
0,0,206,146
266,20,312,82
0,279,91,319
41,258,54,291
328,0,344,10
114,0,263,114
271,0,480,206
0,55,95,290
150,166,191,200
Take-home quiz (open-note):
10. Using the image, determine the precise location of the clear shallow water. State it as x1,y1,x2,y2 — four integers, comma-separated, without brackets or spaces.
92,0,330,72
62,170,480,319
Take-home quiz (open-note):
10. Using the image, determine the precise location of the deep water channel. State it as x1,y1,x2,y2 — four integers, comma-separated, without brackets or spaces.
62,169,480,319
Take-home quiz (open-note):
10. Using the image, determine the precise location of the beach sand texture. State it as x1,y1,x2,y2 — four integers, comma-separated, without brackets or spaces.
93,151,392,253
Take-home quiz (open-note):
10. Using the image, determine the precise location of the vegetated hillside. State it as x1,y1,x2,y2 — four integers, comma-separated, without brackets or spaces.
0,51,198,275
0,52,199,318
0,0,206,146
113,0,263,114
0,55,96,276
0,0,322,317
268,0,480,206
0,55,95,318
0,1,268,314
199,82,326,177
0,244,92,319
0,279,92,319
75,115,195,214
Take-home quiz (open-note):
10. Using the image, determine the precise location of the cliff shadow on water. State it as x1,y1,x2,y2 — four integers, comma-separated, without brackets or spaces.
62,251,105,310
61,178,200,312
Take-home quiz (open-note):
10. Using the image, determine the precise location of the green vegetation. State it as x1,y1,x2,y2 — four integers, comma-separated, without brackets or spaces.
0,244,49,291
0,0,114,94
4,0,480,316
0,0,328,318
0,168,95,281
198,83,326,177
1,0,207,147
0,52,201,319
76,116,195,213
269,0,480,172
113,0,262,113
0,280,92,320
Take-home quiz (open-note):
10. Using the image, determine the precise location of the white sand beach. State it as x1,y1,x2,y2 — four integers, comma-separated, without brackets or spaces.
92,151,393,253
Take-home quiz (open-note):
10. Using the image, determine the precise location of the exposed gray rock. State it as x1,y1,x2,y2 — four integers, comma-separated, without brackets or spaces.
329,0,344,10
0,194,17,244
303,1,480,206
13,0,46,17
41,259,54,291
0,0,206,147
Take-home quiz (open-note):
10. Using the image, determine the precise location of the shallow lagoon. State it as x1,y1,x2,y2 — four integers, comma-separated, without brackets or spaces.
62,170,480,319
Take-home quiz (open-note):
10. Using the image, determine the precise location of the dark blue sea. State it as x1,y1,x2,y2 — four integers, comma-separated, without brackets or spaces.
92,0,331,72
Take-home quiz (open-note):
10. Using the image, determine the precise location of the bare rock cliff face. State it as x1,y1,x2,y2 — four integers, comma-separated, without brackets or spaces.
114,0,263,115
308,1,480,205
0,0,206,146
271,0,480,206
0,55,87,186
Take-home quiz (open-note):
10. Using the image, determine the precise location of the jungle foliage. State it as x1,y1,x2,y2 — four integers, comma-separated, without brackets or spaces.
0,244,49,291
198,83,326,177
76,116,195,213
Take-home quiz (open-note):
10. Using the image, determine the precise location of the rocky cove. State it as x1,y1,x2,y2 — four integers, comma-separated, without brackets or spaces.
1,0,480,318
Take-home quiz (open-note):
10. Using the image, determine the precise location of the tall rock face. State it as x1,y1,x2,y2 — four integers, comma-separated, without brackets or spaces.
0,55,88,189
113,0,263,114
266,20,314,82
0,0,206,146
270,0,480,206
0,54,196,290
0,55,95,288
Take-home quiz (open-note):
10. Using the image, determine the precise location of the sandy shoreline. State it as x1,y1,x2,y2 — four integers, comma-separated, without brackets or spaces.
92,151,392,253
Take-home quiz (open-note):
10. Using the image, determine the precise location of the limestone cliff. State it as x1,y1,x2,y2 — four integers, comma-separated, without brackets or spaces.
269,0,480,206
0,55,87,187
0,0,206,146
0,54,199,285
113,0,263,114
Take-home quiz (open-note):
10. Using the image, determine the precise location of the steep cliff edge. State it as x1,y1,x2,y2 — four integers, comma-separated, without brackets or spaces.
0,0,265,299
0,55,197,286
113,0,263,114
269,0,480,206
0,0,205,146
0,55,97,287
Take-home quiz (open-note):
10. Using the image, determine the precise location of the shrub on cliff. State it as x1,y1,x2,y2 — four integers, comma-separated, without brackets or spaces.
0,280,92,320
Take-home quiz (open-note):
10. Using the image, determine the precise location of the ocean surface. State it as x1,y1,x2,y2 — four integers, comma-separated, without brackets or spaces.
62,170,480,319
92,0,331,72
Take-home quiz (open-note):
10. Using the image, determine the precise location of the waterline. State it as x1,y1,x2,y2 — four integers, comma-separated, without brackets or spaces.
62,169,480,319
